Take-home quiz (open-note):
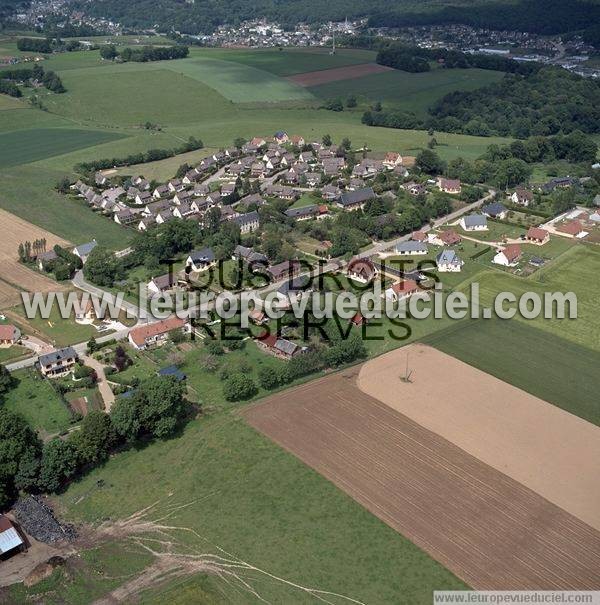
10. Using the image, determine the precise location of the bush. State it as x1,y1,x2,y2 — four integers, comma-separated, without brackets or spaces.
223,373,257,401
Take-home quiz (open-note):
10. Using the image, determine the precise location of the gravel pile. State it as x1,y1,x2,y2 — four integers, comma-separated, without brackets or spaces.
13,496,77,543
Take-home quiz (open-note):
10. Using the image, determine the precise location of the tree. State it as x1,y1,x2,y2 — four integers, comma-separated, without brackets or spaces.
38,439,79,493
492,158,532,189
55,176,71,193
83,246,124,287
340,137,352,151
416,149,445,175
0,409,42,507
233,137,246,150
87,336,98,354
0,364,16,397
100,44,118,60
223,373,257,401
322,134,332,147
111,376,186,441
175,163,191,178
346,95,357,108
71,411,116,465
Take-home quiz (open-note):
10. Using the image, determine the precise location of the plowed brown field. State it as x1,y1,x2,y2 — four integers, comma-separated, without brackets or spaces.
287,63,394,87
243,367,600,590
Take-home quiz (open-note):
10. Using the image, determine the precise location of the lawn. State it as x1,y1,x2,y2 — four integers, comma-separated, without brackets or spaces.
0,343,28,363
308,67,505,115
455,219,526,242
3,368,72,436
289,192,321,209
423,318,600,427
0,128,126,169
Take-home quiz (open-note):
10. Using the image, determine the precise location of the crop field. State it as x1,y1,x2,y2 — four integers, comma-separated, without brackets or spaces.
0,209,69,309
165,58,315,103
191,46,378,76
288,63,393,87
423,318,600,426
308,68,505,114
0,128,126,168
245,365,600,590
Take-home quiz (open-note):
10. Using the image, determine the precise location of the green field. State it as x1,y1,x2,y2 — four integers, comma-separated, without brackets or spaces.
424,318,600,426
0,128,126,168
3,369,72,436
309,68,505,115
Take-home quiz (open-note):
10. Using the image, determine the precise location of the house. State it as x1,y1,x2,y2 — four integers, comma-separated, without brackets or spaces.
337,187,375,211
437,178,461,194
72,240,97,264
385,279,419,302
411,231,427,242
460,214,488,231
541,177,576,194
430,230,461,246
38,347,77,377
221,182,237,198
237,193,266,210
137,216,156,231
114,208,138,226
285,205,319,221
0,515,24,557
346,257,377,284
75,299,96,323
128,316,189,350
147,273,177,296
350,312,366,327
249,309,266,325
304,172,322,187
0,324,20,346
95,172,108,186
274,131,289,144
257,332,299,359
134,191,152,205
557,220,587,238
436,249,464,272
102,186,125,204
511,188,533,207
153,184,169,199
526,227,550,245
186,248,216,272
352,159,384,178
383,152,403,170
233,211,260,234
482,202,508,219
402,181,426,196
395,241,428,256
290,135,305,147
37,249,58,271
493,244,522,267
321,184,341,201
267,260,300,283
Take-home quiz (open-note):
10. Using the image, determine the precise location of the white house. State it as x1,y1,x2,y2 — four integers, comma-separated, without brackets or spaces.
72,240,97,264
436,249,464,272
460,214,488,231
385,279,419,302
186,248,216,272
128,316,189,350
493,244,522,267
395,241,428,256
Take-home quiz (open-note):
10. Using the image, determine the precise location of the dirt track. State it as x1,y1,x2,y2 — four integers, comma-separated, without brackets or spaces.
358,344,600,532
243,370,600,590
287,63,394,87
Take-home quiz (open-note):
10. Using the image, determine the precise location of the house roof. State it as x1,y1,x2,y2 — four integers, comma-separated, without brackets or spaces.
501,244,522,263
233,211,260,226
73,241,97,257
339,187,375,206
150,273,176,290
188,248,215,263
411,231,427,242
39,347,77,366
396,241,428,253
439,230,461,245
462,214,487,228
0,324,17,341
436,249,462,265
285,205,317,218
347,257,376,281
482,202,507,216
439,178,461,190
268,260,300,280
0,515,23,555
274,338,298,356
557,220,585,236
527,227,548,240
390,279,419,294
129,317,186,347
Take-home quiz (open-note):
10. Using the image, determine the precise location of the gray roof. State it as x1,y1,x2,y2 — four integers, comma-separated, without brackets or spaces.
339,187,375,206
234,211,260,226
274,338,298,356
73,241,97,257
462,214,487,228
482,202,507,217
285,204,317,218
189,247,215,263
436,249,462,265
39,347,77,366
396,241,428,253
234,245,268,264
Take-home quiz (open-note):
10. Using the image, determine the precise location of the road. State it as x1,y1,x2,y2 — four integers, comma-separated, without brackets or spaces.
7,189,495,372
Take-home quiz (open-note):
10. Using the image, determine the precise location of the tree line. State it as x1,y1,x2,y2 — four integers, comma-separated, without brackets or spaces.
74,136,203,175
16,37,84,53
99,44,189,62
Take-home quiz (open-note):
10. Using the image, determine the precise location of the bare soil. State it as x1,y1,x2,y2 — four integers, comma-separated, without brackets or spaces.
287,63,394,87
243,368,600,590
357,344,600,532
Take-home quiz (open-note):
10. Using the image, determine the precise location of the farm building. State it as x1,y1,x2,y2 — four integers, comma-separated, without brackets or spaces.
436,249,464,272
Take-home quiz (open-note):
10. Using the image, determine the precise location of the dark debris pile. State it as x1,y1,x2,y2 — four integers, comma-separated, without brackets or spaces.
13,495,77,543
